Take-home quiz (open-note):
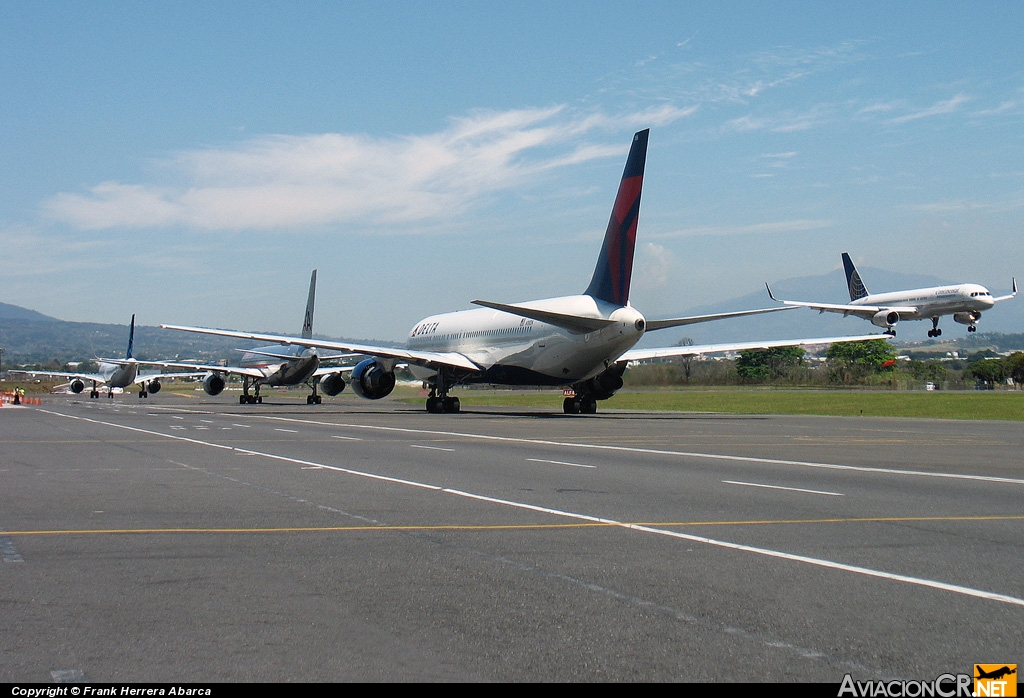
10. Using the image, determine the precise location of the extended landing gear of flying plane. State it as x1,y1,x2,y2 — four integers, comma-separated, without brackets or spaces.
968,325,977,333
563,396,597,414
927,317,943,338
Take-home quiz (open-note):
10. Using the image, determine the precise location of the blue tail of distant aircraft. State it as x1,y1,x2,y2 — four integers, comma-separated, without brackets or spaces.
842,252,869,301
584,129,649,307
125,314,136,359
302,270,316,339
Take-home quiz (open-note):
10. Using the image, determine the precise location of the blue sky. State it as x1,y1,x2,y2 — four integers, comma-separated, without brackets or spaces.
2,2,1022,341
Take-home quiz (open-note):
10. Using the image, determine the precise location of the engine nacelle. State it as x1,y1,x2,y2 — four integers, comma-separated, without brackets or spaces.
147,379,162,394
203,373,226,396
954,311,981,326
573,363,626,401
871,310,900,328
349,359,396,400
70,379,85,394
319,372,347,396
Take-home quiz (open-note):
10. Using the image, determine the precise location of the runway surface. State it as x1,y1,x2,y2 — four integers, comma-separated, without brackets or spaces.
2,392,1022,682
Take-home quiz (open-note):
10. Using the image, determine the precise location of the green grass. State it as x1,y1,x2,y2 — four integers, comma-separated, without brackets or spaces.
415,388,1024,421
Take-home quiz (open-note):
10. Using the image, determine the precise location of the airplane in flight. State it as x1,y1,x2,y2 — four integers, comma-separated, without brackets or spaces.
767,252,1017,337
141,270,350,404
15,315,199,398
161,129,884,414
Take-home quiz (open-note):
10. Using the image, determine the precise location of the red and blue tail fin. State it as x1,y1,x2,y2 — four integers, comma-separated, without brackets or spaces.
584,129,649,306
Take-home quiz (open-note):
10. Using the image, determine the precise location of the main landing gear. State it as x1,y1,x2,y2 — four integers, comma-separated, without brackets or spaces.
425,371,460,413
563,396,597,414
239,376,263,404
927,317,943,338
305,379,322,404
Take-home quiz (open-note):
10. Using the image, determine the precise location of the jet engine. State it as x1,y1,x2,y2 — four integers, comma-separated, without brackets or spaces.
954,311,981,326
572,363,626,401
147,380,162,394
203,373,226,396
872,310,900,329
349,359,396,400
70,379,85,394
319,372,347,396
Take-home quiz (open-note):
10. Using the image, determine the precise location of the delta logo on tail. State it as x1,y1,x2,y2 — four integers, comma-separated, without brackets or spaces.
585,129,647,307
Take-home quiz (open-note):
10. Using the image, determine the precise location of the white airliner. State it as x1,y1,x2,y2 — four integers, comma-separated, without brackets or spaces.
16,315,199,398
139,270,350,404
767,253,1017,337
162,129,884,414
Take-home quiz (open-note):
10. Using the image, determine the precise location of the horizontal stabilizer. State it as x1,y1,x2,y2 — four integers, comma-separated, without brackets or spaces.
646,305,796,331
471,300,616,334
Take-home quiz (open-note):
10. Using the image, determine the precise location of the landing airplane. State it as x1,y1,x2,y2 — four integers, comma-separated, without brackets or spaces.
162,129,884,414
141,270,349,404
767,253,1017,337
16,315,198,398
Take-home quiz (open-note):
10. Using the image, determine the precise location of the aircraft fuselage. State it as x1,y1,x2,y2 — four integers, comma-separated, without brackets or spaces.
405,295,646,386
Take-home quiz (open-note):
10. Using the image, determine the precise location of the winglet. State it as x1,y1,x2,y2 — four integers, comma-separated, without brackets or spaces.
584,129,649,306
765,283,778,302
126,314,136,359
302,270,317,339
994,277,1017,302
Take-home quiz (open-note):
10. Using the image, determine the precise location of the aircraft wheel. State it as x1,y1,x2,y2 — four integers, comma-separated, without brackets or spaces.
563,397,581,414
306,395,313,404
968,326,976,333
444,397,460,414
316,396,322,404
257,396,263,404
581,398,597,414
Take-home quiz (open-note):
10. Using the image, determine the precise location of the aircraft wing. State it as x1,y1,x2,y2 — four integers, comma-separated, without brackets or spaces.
11,369,106,385
765,284,915,318
132,358,268,379
645,305,797,331
619,334,890,363
993,278,1017,302
160,325,482,372
234,347,356,363
131,371,208,384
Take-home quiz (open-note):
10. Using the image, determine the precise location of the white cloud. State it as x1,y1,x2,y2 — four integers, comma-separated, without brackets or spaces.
42,106,696,232
889,93,969,124
650,219,833,239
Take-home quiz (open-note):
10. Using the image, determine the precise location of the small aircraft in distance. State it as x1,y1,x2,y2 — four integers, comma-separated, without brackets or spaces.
767,253,1016,337
162,129,885,414
15,315,199,398
138,270,351,404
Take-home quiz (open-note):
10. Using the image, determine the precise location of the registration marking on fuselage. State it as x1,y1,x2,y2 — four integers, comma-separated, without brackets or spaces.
723,480,844,497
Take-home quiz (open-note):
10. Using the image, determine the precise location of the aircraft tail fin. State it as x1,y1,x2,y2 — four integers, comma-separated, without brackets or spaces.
584,129,649,306
125,314,136,359
302,270,317,339
842,253,869,301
